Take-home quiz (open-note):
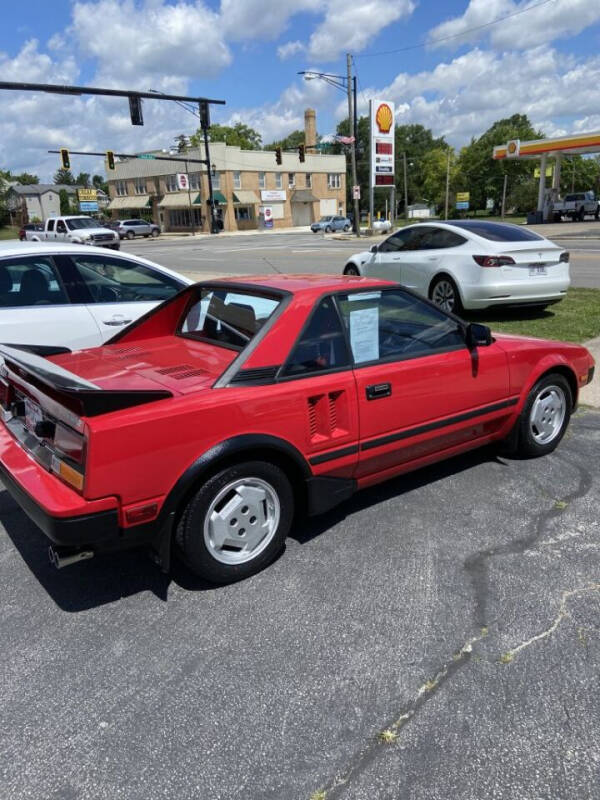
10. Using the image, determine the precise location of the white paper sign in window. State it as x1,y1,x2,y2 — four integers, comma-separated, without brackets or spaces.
350,305,379,363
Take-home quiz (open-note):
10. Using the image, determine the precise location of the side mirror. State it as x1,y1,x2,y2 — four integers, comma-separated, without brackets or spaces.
466,322,492,348
369,244,378,254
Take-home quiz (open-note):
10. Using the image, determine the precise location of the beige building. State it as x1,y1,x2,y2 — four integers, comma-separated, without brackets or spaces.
106,112,347,233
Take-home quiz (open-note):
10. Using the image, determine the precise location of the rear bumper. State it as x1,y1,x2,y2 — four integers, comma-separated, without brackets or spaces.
462,277,570,309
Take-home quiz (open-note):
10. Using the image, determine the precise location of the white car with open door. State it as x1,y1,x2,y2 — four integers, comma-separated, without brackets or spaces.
0,242,190,351
343,221,570,314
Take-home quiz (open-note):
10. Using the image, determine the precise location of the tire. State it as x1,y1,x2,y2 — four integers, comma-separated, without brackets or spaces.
343,224,350,232
151,228,159,237
325,226,332,233
126,230,135,240
175,460,294,584
430,275,463,315
343,264,360,276
510,373,572,458
578,207,585,222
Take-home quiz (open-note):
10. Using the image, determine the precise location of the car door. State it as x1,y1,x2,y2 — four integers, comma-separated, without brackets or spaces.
0,255,103,349
65,252,184,342
55,219,68,242
399,227,468,297
367,229,412,281
336,288,512,480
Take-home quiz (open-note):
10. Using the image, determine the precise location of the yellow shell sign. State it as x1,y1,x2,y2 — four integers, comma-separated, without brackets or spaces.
375,103,393,134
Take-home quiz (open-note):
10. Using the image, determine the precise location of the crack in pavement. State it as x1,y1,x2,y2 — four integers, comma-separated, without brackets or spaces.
309,453,595,799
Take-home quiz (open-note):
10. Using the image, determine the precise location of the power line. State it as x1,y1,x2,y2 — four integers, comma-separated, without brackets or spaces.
356,0,556,58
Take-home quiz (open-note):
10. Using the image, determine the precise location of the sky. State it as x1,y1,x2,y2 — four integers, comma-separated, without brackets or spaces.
2,0,600,181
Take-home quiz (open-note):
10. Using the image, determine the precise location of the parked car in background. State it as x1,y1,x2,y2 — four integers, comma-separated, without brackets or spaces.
0,274,593,583
343,220,570,314
311,215,351,233
19,223,43,241
552,191,599,222
26,216,120,250
112,219,161,240
0,241,190,350
372,218,392,233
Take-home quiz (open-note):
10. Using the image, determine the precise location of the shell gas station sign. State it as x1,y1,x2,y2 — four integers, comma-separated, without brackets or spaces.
370,99,395,187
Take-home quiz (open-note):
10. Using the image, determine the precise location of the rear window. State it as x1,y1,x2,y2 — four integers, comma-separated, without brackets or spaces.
446,221,544,242
180,288,280,350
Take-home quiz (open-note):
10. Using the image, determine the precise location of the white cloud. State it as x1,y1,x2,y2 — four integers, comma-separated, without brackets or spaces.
277,40,306,60
220,0,320,41
307,0,415,61
71,0,231,84
428,0,600,51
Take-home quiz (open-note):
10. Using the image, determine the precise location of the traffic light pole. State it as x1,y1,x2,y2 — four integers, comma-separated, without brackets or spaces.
347,54,360,237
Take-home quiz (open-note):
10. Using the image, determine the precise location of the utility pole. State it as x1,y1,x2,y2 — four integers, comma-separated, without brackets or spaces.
185,158,195,235
501,173,508,220
444,149,450,220
347,53,360,237
403,152,409,221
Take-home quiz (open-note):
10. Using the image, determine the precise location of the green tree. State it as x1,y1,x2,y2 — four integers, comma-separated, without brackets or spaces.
54,168,76,185
191,122,262,150
560,155,600,195
59,188,71,214
92,174,108,194
14,172,39,185
508,180,538,213
264,130,306,151
174,134,189,153
420,147,458,211
75,172,91,187
456,114,542,212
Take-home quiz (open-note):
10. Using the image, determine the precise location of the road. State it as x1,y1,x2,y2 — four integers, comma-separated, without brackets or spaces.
120,231,600,288
2,410,599,799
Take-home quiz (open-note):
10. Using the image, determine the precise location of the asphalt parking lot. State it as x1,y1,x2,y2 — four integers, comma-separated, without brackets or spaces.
2,408,599,799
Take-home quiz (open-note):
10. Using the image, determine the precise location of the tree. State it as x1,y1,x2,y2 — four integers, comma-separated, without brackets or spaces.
92,174,108,194
456,114,542,212
190,122,262,150
420,147,458,212
75,172,91,188
174,134,189,153
14,172,39,185
54,168,75,185
264,130,306,151
59,188,71,214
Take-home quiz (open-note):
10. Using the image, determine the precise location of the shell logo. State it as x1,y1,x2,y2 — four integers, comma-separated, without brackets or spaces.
375,103,393,134
508,142,517,154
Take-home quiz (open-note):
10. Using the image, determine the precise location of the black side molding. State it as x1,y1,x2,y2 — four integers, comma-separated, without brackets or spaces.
0,343,72,356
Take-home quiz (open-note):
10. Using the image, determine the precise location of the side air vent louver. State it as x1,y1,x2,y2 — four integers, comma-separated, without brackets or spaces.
155,364,207,380
230,366,279,385
109,346,149,359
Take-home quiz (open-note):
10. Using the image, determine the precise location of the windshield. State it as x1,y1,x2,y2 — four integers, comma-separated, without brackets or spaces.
180,288,281,350
66,218,101,230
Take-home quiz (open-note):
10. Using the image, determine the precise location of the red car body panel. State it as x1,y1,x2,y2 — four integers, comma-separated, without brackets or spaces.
0,275,594,562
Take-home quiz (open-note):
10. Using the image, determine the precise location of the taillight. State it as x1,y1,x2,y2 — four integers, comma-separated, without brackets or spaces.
472,255,516,267
53,423,86,465
560,252,570,263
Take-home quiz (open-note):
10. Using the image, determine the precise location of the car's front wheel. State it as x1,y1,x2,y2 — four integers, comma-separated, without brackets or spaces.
430,275,462,315
509,373,572,458
175,460,294,584
151,228,159,237
325,226,332,233
343,224,350,232
343,264,360,276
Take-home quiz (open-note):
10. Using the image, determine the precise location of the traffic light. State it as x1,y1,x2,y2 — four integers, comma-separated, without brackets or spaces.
128,95,144,126
298,144,305,163
199,101,210,130
106,150,115,170
275,147,282,166
59,148,70,169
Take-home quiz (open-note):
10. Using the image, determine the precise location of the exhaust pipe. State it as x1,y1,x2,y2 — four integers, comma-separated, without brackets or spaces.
48,546,94,569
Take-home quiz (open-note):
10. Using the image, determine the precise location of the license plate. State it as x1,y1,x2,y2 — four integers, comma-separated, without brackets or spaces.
24,398,43,433
529,265,547,276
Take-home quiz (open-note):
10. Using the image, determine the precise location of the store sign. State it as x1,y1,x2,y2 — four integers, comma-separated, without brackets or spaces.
456,192,470,203
261,190,286,202
177,173,189,190
370,100,395,187
506,139,520,158
77,188,97,203
456,201,469,210
79,201,98,212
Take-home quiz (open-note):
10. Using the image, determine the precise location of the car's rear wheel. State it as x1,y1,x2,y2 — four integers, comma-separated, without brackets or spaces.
344,264,360,276
151,228,159,237
126,230,135,239
510,374,572,458
325,226,332,233
175,460,294,584
430,275,462,314
343,224,350,232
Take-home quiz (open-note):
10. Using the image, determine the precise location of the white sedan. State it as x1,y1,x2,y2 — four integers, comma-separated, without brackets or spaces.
0,242,191,351
343,221,570,314
372,218,392,233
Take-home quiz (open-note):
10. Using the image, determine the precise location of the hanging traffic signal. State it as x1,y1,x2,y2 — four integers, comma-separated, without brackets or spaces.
275,147,282,166
128,95,144,126
298,144,305,163
106,150,115,170
59,148,70,169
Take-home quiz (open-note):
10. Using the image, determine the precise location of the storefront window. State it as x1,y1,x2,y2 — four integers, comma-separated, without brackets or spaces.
234,206,253,221
169,208,203,227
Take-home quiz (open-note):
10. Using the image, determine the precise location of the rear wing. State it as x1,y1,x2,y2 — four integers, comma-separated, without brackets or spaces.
0,345,171,417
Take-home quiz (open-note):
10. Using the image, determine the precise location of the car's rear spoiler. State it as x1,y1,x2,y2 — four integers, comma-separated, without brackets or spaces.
0,345,172,417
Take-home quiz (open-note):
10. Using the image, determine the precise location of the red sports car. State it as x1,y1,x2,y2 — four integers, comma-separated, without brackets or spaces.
0,275,594,584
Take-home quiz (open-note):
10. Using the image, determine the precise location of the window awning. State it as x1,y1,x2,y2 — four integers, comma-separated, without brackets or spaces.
158,191,202,208
290,189,318,203
107,195,151,210
211,190,227,204
232,190,260,204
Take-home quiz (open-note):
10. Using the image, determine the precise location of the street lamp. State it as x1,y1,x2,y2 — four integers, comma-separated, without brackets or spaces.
298,56,360,237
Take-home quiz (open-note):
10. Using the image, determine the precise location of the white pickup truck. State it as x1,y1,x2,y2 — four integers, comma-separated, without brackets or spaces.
552,191,599,222
26,216,120,249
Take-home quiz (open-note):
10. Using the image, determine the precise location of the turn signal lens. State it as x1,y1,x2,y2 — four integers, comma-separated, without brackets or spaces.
51,455,84,491
559,252,570,263
472,255,516,267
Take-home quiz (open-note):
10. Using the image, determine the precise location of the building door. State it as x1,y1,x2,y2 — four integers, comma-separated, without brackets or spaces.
291,202,313,227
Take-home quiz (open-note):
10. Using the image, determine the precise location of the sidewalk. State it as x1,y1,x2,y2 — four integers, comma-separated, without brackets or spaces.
580,335,600,408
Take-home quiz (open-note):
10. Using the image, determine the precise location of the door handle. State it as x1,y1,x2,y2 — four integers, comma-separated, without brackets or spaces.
366,382,392,400
103,318,132,326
